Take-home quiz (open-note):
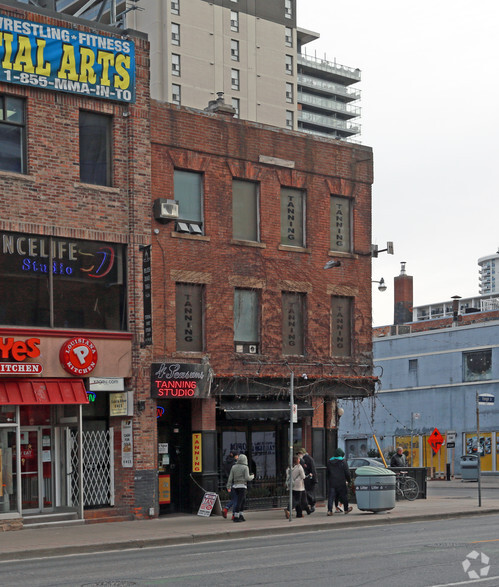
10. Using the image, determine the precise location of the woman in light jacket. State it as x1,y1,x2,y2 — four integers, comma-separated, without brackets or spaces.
227,453,254,522
285,455,309,518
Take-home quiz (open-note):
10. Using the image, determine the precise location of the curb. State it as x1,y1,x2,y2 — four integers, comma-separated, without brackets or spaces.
2,506,499,562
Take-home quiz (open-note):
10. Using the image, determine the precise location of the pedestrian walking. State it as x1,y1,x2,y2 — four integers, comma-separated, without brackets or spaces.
297,448,317,514
284,455,310,519
222,449,239,519
326,448,353,516
390,446,407,467
227,453,254,522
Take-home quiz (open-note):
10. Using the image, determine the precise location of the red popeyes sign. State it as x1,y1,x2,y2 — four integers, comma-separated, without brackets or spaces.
0,337,40,361
59,337,98,375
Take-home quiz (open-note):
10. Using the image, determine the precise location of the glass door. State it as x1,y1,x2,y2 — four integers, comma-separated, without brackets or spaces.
20,427,53,513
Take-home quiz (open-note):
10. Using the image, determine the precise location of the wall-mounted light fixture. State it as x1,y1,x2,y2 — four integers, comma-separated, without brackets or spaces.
137,400,146,413
372,278,387,292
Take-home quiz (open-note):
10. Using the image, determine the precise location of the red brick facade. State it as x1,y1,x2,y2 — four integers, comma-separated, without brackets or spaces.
0,4,152,525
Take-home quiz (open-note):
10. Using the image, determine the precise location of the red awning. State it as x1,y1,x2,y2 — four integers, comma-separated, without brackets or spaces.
0,379,89,405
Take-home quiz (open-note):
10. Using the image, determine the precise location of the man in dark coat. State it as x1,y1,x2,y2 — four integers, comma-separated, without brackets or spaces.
326,447,353,516
297,448,317,514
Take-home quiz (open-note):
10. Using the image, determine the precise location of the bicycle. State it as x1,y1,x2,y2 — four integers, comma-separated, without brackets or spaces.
395,471,419,501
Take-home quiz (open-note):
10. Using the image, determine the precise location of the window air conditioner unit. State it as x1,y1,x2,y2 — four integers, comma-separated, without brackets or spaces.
153,199,179,221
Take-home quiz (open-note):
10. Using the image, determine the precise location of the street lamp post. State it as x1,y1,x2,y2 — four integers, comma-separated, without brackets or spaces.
476,392,495,507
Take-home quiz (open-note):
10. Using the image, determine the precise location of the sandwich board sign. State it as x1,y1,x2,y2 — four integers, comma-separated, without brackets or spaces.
197,492,222,517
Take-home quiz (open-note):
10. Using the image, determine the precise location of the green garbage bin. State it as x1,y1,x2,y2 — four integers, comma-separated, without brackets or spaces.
460,455,479,481
354,466,396,512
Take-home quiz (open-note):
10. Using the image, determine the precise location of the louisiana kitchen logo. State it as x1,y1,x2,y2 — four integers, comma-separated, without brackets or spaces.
60,337,98,375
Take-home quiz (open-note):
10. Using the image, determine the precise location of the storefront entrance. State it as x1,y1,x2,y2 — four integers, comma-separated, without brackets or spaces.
157,399,192,514
20,425,75,513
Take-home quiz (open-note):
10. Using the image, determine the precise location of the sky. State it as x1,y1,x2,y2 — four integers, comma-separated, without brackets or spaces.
297,0,499,326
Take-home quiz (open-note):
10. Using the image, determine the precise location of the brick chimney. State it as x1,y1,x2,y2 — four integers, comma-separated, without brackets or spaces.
394,262,413,324
204,92,236,117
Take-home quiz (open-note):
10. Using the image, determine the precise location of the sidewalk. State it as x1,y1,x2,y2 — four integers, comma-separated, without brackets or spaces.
1,479,499,561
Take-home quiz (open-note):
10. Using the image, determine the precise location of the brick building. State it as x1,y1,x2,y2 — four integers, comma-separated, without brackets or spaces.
149,99,375,511
0,2,152,529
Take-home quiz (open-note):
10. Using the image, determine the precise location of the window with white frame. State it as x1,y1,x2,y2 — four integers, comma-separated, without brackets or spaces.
172,53,180,76
231,10,239,32
285,0,292,19
285,26,293,47
231,68,240,90
286,82,293,103
231,39,239,61
171,23,180,45
231,97,240,118
285,54,293,75
172,83,181,105
233,179,259,242
280,186,305,247
171,0,179,15
234,289,260,354
285,110,293,129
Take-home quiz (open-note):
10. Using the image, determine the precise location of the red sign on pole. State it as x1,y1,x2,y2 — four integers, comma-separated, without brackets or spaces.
428,428,444,453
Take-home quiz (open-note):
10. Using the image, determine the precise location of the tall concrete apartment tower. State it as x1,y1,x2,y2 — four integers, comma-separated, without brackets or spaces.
478,252,499,295
26,0,361,140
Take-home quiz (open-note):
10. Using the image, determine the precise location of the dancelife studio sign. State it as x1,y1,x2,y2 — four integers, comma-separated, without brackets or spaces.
0,14,135,103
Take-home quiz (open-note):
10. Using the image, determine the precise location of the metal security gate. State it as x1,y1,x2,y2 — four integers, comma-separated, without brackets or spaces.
71,429,114,507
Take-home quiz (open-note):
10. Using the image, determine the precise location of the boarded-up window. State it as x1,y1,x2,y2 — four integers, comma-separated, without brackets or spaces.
330,196,351,252
234,289,259,351
331,296,352,357
282,292,305,355
233,180,259,241
281,187,305,247
176,283,203,352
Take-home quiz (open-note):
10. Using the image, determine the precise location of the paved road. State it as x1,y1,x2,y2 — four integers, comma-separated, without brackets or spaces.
2,514,499,586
